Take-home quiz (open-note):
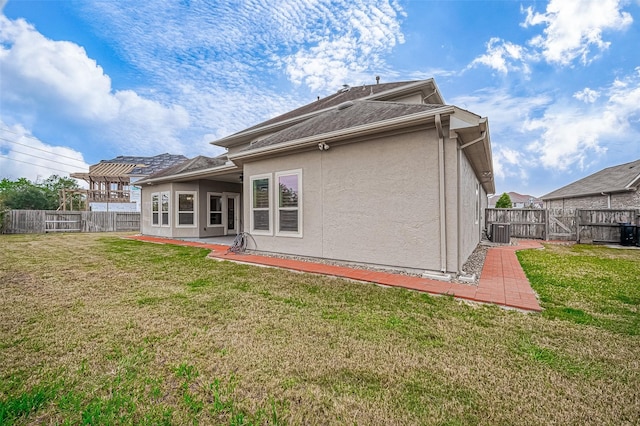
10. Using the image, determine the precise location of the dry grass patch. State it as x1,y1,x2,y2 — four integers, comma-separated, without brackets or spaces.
1,233,639,425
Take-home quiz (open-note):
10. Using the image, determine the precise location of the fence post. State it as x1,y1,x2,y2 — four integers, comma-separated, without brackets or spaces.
544,208,549,241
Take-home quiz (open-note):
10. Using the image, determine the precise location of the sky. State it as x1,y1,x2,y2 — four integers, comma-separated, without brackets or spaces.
0,0,639,197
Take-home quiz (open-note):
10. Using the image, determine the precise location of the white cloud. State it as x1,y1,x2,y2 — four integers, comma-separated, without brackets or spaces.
492,145,530,182
282,1,405,91
573,88,600,103
470,0,633,74
78,1,405,95
0,121,90,182
0,15,190,155
468,37,532,75
522,0,633,65
451,88,551,135
526,71,640,170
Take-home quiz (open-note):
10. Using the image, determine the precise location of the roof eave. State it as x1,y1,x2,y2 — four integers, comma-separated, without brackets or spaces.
541,187,636,201
135,163,239,185
228,105,456,162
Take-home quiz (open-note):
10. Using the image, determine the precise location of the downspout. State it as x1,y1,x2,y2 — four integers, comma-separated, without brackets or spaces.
435,114,447,273
601,192,611,208
456,139,462,273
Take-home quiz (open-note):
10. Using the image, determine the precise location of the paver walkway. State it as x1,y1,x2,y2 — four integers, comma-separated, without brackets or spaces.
127,235,543,312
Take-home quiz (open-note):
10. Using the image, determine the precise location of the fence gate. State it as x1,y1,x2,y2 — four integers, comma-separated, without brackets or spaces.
547,209,576,240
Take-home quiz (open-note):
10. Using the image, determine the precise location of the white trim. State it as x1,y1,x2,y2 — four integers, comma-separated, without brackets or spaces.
207,192,224,228
227,106,455,161
151,192,160,226
136,163,238,185
249,174,273,235
151,191,170,227
275,169,303,238
223,192,241,235
175,191,197,228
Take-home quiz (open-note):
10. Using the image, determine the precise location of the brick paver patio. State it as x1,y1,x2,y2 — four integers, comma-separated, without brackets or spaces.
128,235,543,312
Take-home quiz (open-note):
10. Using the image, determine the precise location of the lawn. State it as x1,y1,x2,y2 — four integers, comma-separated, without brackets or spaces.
0,233,638,425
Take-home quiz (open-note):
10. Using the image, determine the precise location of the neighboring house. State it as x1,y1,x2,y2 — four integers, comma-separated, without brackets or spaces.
135,79,495,275
70,153,187,211
488,192,542,208
542,159,640,210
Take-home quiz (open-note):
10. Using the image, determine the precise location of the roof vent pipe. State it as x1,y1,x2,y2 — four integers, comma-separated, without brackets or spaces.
376,76,380,84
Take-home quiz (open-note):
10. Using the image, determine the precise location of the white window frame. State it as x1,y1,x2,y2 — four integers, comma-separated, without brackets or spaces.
151,193,160,226
176,191,197,228
249,174,272,235
151,191,170,227
207,192,224,228
275,169,302,238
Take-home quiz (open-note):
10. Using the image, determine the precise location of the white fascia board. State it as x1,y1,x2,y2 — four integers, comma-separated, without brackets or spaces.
625,172,640,189
136,163,239,185
229,106,455,161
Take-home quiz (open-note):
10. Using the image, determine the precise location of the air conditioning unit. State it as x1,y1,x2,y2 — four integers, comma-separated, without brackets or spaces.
491,223,511,244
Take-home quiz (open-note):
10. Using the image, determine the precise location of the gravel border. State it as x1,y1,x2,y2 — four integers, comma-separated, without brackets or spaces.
244,240,494,286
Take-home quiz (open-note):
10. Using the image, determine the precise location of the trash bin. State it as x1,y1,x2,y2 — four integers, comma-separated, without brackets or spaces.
620,223,636,246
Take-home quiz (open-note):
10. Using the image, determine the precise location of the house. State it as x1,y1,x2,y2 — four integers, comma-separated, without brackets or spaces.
488,192,542,208
70,153,187,211
135,78,495,275
541,159,640,209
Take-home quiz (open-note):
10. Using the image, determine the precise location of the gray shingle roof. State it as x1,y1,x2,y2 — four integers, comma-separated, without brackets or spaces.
541,159,640,200
101,153,188,175
144,155,228,180
243,101,444,152
238,81,421,135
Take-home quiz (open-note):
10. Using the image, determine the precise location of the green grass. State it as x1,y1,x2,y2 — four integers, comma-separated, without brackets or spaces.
1,233,639,425
517,244,640,335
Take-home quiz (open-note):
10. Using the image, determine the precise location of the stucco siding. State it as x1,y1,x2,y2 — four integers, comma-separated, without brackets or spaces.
457,149,481,269
243,129,443,270
243,150,324,258
141,180,241,238
141,182,173,237
322,131,440,270
390,93,423,104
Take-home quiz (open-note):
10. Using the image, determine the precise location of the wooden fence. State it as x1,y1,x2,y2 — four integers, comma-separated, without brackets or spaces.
1,210,140,234
486,208,639,243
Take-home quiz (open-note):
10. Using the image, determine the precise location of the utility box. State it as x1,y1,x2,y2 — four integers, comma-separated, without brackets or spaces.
491,223,511,244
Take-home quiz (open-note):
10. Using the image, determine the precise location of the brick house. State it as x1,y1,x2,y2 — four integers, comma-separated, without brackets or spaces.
541,159,640,209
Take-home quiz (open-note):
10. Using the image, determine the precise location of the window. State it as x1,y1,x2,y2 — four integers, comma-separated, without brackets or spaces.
161,192,169,226
151,193,159,225
276,170,302,237
250,174,272,234
208,193,223,226
176,191,197,227
151,191,170,227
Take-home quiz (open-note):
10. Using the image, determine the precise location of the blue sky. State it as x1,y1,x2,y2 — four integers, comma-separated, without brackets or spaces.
1,0,639,197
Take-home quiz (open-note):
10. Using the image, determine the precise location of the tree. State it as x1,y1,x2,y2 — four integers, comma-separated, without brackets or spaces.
495,192,512,209
0,175,82,210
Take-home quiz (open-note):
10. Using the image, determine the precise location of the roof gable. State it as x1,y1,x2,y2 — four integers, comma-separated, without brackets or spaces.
542,159,640,200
